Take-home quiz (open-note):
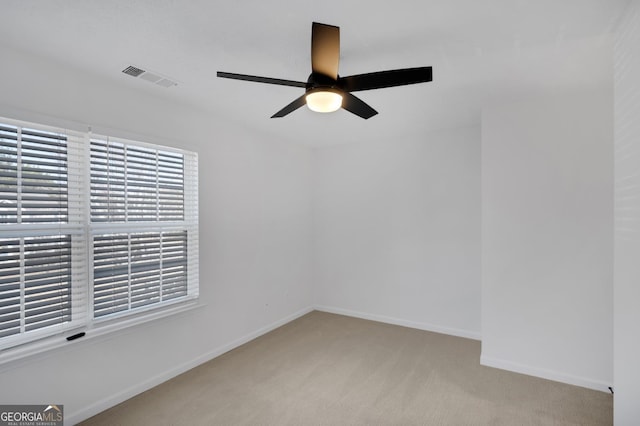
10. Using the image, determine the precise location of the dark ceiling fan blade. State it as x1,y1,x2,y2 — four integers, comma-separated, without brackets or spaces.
311,22,340,79
341,92,378,119
217,71,306,88
271,94,308,118
339,67,432,92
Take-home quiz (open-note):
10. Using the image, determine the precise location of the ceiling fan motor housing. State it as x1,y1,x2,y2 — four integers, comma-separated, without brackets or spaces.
306,72,340,92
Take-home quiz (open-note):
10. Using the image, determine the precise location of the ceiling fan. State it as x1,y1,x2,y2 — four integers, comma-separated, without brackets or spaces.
217,22,433,119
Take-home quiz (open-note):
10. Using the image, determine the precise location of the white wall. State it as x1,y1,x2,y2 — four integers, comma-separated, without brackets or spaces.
0,45,314,424
313,126,481,339
614,0,640,423
480,89,614,391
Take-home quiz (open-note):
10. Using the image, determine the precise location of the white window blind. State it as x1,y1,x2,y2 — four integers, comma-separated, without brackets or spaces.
89,139,185,222
0,118,198,352
0,125,69,223
93,231,188,318
89,135,198,321
1,236,71,336
0,121,87,350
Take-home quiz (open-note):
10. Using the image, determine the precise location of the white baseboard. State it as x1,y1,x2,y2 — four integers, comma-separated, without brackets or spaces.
314,305,481,341
480,354,612,393
66,306,314,425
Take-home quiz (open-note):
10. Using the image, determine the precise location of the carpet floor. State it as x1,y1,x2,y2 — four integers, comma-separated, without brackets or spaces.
80,311,612,425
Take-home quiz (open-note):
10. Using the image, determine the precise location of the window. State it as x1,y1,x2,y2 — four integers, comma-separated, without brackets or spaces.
0,117,198,352
88,136,198,319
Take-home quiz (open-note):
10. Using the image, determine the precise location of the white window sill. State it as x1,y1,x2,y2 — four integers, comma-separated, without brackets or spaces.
0,300,206,371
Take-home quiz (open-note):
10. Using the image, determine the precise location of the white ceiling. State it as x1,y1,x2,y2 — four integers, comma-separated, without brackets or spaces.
0,0,630,146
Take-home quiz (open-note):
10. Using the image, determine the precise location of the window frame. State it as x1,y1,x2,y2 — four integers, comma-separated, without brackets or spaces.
87,133,199,323
0,117,199,362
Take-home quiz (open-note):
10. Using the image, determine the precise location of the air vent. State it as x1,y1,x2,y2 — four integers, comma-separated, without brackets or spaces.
122,65,145,77
121,65,177,88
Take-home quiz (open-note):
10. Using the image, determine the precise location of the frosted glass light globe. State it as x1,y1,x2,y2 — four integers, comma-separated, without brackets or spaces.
306,90,343,113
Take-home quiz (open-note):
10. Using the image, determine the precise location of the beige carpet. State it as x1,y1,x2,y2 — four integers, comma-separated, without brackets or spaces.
80,311,612,425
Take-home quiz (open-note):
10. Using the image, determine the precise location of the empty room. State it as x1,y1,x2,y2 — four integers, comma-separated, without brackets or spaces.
0,1,639,425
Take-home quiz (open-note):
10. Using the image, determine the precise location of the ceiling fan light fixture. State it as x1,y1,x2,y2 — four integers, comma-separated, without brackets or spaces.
305,89,343,113
217,22,432,119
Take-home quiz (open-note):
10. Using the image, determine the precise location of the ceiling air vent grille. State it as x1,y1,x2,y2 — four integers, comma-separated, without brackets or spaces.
122,65,145,77
121,65,177,88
